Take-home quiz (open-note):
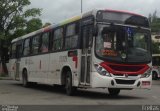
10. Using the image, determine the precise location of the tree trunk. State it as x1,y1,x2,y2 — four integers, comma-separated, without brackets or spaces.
0,39,8,75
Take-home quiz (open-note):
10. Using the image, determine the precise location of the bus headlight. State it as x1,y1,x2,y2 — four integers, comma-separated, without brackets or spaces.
141,68,152,78
94,64,111,77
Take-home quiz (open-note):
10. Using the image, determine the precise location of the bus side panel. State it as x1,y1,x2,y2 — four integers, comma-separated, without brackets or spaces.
29,55,48,83
48,51,80,87
37,54,50,84
8,59,16,79
48,52,61,85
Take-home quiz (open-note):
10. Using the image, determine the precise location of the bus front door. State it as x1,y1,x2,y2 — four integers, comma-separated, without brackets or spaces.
80,25,93,85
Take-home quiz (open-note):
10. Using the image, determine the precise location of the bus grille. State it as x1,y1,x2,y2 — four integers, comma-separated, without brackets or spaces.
115,79,135,85
109,65,144,72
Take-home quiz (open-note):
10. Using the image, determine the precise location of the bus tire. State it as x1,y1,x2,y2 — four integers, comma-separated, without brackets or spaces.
65,71,76,96
152,72,158,80
108,88,120,96
22,69,29,87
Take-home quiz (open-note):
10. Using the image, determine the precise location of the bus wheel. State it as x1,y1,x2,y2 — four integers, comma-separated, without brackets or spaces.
152,72,158,80
108,88,120,96
65,71,76,96
22,70,29,87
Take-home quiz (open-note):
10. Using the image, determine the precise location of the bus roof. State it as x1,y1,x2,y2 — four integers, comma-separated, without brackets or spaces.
11,15,83,43
104,9,144,17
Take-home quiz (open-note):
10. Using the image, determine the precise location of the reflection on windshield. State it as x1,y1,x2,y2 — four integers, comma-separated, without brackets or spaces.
96,25,151,63
127,27,148,52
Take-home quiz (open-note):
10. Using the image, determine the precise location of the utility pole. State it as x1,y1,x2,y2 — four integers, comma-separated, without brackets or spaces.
81,0,83,13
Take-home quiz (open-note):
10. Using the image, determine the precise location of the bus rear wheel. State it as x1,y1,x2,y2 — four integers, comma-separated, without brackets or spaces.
65,71,76,96
152,72,158,80
108,88,120,96
22,70,29,87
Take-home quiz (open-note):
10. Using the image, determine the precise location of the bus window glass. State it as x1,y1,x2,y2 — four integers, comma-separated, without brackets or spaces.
96,25,151,63
53,28,63,50
65,23,78,49
23,39,30,56
32,35,40,54
40,32,49,53
11,43,16,58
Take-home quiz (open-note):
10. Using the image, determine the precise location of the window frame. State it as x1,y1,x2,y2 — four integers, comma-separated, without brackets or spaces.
31,34,41,55
40,32,50,53
10,42,17,59
52,26,64,51
22,38,31,57
64,21,79,50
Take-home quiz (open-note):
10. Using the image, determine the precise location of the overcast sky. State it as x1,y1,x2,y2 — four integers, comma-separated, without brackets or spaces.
30,0,160,24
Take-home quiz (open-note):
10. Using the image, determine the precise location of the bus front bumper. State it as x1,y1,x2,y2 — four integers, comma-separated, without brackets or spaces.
91,72,152,89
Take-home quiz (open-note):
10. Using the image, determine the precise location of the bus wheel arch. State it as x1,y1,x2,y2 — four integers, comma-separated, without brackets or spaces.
61,66,72,85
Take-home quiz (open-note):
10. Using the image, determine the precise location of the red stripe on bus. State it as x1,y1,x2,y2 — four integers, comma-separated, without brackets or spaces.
100,62,149,75
105,9,144,17
72,56,78,68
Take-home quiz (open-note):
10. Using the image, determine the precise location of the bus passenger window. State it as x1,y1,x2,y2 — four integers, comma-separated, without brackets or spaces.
11,43,16,58
32,35,40,54
40,32,49,53
23,39,30,56
65,23,79,49
52,28,63,51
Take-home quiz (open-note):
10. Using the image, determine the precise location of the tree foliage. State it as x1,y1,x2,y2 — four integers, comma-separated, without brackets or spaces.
149,10,160,33
0,0,42,74
0,0,42,40
26,18,43,34
152,41,160,54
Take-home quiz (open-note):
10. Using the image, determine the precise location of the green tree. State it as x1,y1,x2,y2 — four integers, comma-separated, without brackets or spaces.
151,18,160,33
152,41,160,54
149,10,160,33
26,18,43,33
0,0,42,74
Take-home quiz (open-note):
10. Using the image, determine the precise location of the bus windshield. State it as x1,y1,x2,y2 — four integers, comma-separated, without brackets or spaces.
95,24,151,63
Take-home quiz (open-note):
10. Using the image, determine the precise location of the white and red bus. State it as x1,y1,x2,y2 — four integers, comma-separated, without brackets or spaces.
9,9,152,96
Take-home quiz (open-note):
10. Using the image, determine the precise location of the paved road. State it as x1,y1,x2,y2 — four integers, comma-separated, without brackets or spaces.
0,80,160,105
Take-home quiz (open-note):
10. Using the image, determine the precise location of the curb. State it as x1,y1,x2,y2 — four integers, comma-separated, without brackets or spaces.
0,77,12,80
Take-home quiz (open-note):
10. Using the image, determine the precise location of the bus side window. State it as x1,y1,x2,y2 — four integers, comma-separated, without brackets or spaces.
65,22,79,49
23,39,30,56
32,35,41,54
40,32,49,53
52,28,63,51
11,43,16,58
